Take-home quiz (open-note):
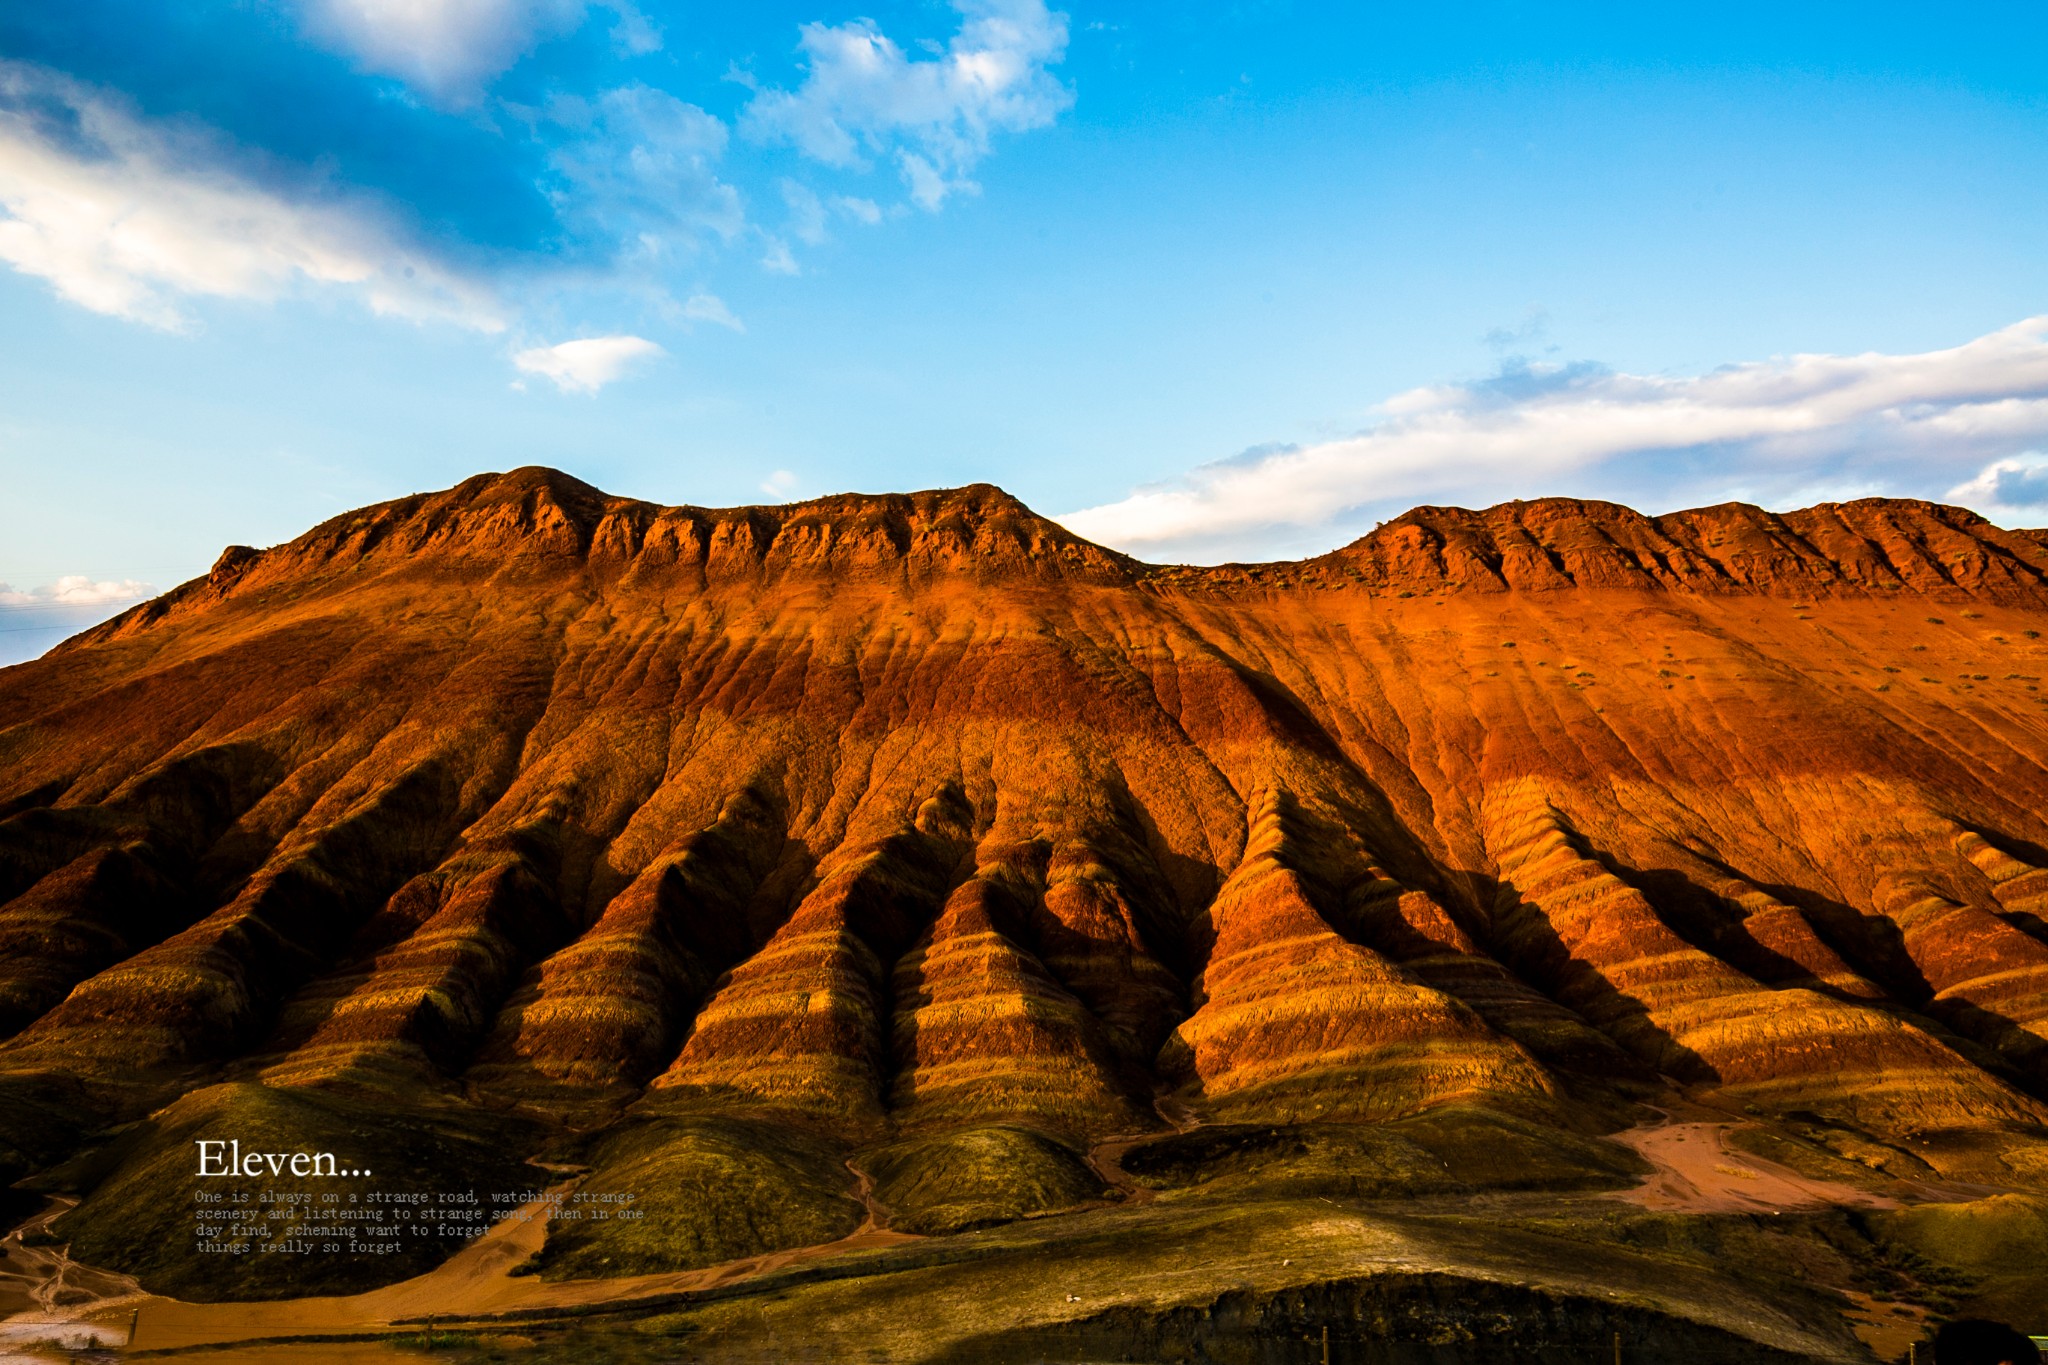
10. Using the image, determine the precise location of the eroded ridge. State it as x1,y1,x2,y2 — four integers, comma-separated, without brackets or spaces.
1484,783,2046,1135
466,788,786,1103
650,793,971,1122
1161,792,1557,1123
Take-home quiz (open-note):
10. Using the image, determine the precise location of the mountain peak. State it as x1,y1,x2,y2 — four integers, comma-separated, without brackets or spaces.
73,472,1140,650
262,469,1136,584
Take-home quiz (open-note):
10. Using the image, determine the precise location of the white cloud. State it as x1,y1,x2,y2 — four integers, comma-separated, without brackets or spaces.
769,180,887,262
759,238,800,275
743,0,1071,212
0,62,501,332
1058,315,2048,563
0,576,154,607
1949,455,2048,521
682,292,743,331
301,0,585,105
760,469,799,499
513,334,663,392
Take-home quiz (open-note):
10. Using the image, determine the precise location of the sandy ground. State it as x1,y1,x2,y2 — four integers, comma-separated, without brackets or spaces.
0,1197,148,1363
1604,1115,1948,1359
1606,1118,1899,1215
1837,1287,1931,1361
114,1173,921,1353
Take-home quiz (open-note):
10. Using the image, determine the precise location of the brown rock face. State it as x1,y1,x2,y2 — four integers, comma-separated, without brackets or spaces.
3,466,2048,1179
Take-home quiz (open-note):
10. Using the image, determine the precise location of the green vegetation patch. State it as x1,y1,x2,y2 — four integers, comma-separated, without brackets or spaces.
862,1124,1111,1234
1879,1195,2048,1327
537,1115,860,1279
930,1270,1830,1365
1726,1119,1926,1190
50,1080,537,1300
1122,1104,1647,1198
589,1198,1863,1364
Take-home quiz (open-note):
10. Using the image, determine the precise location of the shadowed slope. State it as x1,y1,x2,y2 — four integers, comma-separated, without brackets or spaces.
255,812,572,1090
1871,873,2048,1080
650,798,970,1124
1335,866,1647,1080
465,788,787,1104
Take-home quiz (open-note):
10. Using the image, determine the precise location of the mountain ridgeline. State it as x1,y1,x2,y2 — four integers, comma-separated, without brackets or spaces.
3,467,2048,1358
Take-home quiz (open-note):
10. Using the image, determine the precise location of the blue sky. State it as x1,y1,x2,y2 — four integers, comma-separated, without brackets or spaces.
4,2,2048,658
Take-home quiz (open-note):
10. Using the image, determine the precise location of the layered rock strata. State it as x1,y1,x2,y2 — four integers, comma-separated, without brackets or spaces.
0,468,2045,1174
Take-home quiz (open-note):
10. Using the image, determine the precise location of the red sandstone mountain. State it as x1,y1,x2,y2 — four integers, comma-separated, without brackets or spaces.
2,468,2047,1342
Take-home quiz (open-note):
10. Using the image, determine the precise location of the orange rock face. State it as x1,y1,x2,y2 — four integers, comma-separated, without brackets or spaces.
2,468,2048,1171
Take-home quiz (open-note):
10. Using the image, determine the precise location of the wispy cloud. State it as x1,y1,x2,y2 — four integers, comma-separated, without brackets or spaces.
544,85,743,257
743,0,1071,212
513,334,664,392
760,469,800,499
299,0,584,105
1058,316,2048,563
0,576,154,607
0,61,501,332
681,293,744,331
782,179,831,245
604,2,664,58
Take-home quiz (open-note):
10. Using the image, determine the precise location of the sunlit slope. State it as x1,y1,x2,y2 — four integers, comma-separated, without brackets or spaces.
1,467,2047,1186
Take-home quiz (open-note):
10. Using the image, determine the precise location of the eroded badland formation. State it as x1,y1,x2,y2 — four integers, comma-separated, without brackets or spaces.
4,468,2048,1362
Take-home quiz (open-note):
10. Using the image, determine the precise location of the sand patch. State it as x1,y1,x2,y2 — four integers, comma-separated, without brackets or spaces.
1607,1119,1898,1215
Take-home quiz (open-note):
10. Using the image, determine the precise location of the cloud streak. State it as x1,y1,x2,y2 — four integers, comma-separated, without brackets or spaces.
1058,316,2048,563
0,61,501,332
681,292,743,330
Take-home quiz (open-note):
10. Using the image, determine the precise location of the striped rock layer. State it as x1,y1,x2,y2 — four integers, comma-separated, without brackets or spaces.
1,470,2047,1171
